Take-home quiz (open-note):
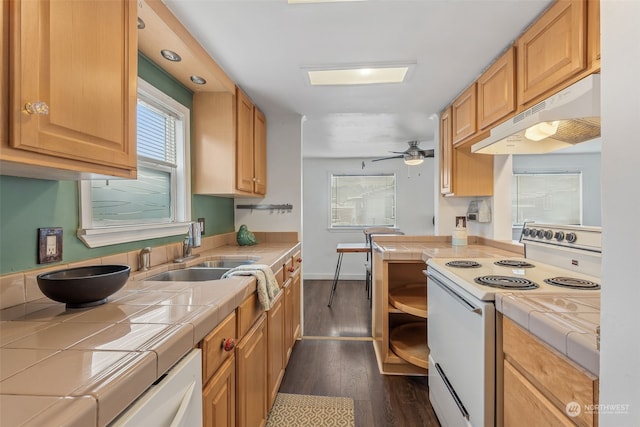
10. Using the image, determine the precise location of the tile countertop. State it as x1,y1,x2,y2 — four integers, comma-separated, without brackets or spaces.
496,293,600,376
371,235,524,261
0,242,300,427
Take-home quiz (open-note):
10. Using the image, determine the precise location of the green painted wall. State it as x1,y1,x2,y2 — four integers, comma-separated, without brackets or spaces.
0,54,235,274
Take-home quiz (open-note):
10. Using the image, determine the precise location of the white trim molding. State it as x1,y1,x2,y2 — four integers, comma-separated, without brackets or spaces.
77,222,191,248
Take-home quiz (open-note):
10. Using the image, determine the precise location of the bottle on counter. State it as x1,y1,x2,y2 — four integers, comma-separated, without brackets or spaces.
452,219,468,246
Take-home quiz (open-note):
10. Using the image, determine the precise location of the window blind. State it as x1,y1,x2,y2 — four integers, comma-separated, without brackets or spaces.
136,100,177,166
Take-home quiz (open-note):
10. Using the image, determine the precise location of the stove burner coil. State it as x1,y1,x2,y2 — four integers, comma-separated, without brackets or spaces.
445,260,481,268
494,260,535,268
543,277,601,290
474,275,539,290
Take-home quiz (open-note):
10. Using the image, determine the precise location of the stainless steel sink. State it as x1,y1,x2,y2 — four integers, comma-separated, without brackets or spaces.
195,259,257,269
145,267,230,282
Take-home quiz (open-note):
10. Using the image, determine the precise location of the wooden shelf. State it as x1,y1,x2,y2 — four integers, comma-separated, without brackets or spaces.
389,283,427,318
389,322,429,369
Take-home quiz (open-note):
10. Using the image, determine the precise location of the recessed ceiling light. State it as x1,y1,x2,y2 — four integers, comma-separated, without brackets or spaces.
190,75,207,85
161,49,181,62
307,66,409,86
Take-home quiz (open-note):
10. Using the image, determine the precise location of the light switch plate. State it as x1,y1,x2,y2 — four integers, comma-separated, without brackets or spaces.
38,227,63,264
197,218,205,235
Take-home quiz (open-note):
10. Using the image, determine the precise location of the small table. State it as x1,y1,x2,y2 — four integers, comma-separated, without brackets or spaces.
327,242,370,307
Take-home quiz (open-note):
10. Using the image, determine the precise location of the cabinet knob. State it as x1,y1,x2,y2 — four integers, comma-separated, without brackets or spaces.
221,337,235,352
296,257,302,263
24,101,49,115
288,267,294,273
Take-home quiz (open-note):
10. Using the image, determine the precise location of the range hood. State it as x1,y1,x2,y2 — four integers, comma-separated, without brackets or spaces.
472,74,600,155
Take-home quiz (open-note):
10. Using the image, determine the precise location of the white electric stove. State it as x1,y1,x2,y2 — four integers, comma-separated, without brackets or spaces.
426,224,602,427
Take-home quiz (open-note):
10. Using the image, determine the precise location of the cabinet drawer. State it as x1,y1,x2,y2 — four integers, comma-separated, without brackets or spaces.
503,318,598,427
200,311,237,386
504,360,575,427
237,292,261,338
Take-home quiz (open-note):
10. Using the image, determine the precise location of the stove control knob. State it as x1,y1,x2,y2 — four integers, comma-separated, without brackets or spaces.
566,232,577,243
522,228,530,237
537,229,545,238
544,230,553,239
554,231,565,241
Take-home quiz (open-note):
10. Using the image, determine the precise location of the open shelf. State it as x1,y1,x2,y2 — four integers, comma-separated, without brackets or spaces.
389,322,429,369
389,283,427,318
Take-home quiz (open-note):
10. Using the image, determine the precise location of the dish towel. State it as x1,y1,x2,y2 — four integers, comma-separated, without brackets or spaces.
221,264,280,310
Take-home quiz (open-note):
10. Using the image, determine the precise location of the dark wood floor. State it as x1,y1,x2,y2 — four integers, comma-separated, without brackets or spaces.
277,279,440,427
303,279,372,337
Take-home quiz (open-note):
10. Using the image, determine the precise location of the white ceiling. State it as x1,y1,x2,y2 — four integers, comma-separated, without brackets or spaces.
164,0,555,159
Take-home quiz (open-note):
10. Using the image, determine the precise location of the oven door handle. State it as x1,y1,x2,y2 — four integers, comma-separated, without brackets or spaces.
434,362,470,420
427,272,482,315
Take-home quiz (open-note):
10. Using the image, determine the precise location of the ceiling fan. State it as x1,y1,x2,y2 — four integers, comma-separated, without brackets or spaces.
371,140,435,165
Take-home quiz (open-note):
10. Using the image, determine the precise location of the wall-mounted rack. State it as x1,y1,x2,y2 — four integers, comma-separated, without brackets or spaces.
236,204,293,212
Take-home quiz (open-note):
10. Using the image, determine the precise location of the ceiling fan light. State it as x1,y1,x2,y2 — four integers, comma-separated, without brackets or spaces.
404,155,424,166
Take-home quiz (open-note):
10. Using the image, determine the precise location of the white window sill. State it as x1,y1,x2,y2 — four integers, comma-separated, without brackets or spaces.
77,222,191,248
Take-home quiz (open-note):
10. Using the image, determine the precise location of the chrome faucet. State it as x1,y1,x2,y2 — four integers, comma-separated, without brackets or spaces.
139,247,152,271
182,236,192,258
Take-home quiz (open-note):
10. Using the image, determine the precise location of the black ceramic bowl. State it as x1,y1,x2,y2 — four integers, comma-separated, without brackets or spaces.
37,265,131,308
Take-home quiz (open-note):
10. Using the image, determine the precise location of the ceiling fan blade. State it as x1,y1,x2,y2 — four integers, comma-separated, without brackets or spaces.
419,149,435,158
371,155,404,162
390,150,409,154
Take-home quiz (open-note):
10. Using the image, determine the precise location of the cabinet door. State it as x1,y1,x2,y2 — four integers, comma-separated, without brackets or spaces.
283,278,294,363
477,47,516,130
236,89,255,193
203,355,236,427
236,313,267,427
504,360,574,427
253,107,267,195
267,291,285,410
291,268,301,341
1,0,7,149
587,0,600,70
8,0,137,176
451,83,477,146
517,0,587,106
439,107,452,195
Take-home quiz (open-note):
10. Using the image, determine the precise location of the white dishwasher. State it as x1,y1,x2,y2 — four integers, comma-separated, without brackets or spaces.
110,349,203,427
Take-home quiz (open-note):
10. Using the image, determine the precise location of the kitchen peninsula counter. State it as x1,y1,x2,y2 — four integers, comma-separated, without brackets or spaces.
0,240,300,427
371,234,524,260
370,235,522,375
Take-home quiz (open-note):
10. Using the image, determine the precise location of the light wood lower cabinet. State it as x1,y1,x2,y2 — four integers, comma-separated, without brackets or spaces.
372,252,428,375
502,317,598,427
236,313,268,427
203,355,236,427
267,291,285,410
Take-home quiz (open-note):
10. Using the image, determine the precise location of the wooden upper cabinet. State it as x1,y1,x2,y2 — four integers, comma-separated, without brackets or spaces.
236,88,255,194
587,0,600,70
4,0,137,179
477,47,516,130
451,83,477,146
439,107,453,195
253,107,267,196
1,1,7,151
517,0,587,106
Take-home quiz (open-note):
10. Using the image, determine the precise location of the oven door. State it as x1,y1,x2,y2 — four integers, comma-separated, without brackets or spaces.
427,268,495,427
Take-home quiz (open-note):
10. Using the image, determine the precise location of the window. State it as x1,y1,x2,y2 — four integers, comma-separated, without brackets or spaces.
78,78,191,247
512,172,582,226
330,173,396,228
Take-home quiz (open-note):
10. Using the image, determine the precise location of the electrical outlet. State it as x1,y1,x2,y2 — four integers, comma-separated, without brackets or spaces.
38,228,63,264
197,218,205,235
